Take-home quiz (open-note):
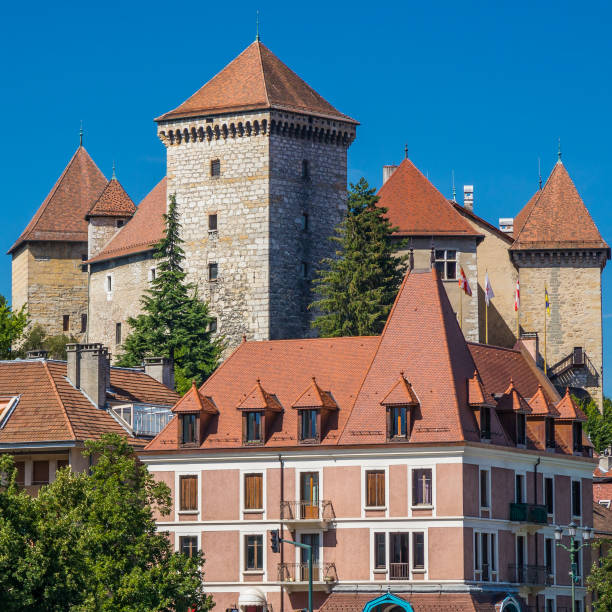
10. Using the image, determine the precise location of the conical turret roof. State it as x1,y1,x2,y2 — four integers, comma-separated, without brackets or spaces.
156,41,356,123
86,177,136,219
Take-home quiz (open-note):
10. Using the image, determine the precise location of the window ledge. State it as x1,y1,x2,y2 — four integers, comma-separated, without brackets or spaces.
479,506,490,511
364,506,387,511
243,509,264,514
412,568,426,574
411,505,433,510
243,570,264,575
178,510,199,515
373,569,388,574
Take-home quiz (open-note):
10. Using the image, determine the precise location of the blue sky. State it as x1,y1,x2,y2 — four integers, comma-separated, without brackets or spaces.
2,1,611,391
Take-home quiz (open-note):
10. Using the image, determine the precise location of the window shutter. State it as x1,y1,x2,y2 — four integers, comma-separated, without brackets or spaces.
376,472,384,506
245,474,262,509
180,475,198,511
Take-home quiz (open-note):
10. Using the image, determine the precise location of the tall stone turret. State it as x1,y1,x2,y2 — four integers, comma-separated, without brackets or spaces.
155,40,357,349
510,158,610,407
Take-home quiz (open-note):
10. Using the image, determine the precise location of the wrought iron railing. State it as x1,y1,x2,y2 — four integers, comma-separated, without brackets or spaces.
277,562,337,583
280,500,335,521
389,563,410,580
508,564,551,586
509,502,548,524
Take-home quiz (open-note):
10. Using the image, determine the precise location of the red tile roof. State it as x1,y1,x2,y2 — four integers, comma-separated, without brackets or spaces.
87,177,166,264
236,380,283,412
593,502,612,535
85,178,136,219
156,41,356,124
173,380,218,414
468,371,492,407
0,360,178,447
377,159,482,237
556,387,587,421
9,147,107,254
292,377,338,410
495,380,532,414
380,375,419,406
512,161,609,251
528,384,560,417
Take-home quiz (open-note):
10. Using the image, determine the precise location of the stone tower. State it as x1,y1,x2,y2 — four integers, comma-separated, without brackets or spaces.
155,41,357,348
510,158,609,406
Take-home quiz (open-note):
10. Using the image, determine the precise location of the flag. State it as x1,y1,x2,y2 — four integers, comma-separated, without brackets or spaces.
458,267,472,296
514,280,520,312
484,272,494,306
545,287,550,315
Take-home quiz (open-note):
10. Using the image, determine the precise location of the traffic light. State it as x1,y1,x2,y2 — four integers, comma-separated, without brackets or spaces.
270,529,280,553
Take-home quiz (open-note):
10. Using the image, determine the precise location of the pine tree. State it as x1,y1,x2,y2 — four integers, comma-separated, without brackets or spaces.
117,194,222,393
310,178,407,337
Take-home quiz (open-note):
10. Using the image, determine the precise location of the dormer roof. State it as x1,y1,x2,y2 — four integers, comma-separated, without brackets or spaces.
236,379,283,412
380,374,419,406
555,388,587,422
85,177,136,220
512,161,609,252
292,377,338,410
468,370,493,407
173,380,218,415
528,384,560,417
495,380,532,414
156,41,356,124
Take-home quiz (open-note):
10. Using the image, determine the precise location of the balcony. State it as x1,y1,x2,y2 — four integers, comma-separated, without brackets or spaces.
278,562,337,591
508,564,550,595
509,503,548,532
389,563,410,580
280,500,335,530
110,403,173,438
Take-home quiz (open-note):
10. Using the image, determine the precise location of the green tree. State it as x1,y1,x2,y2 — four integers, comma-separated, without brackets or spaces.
0,296,27,359
310,178,407,337
588,540,612,611
578,396,612,454
117,194,222,394
0,434,213,612
16,323,77,360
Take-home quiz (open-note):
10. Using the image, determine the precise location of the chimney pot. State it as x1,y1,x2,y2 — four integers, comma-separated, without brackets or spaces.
26,349,48,359
67,343,109,407
144,356,175,390
463,185,474,211
382,165,398,185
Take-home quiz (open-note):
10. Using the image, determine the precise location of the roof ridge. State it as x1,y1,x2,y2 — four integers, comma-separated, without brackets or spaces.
512,169,550,245
43,361,76,440
256,42,271,108
467,341,522,354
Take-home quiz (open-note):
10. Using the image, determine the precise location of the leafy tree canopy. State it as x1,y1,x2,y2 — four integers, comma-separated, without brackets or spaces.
15,323,77,360
577,395,612,454
0,434,213,612
0,296,27,359
588,539,612,611
117,194,222,394
310,178,407,337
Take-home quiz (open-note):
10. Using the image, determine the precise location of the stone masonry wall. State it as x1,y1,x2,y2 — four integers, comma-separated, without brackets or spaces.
394,237,479,342
11,246,28,311
17,241,89,339
88,217,122,259
516,255,603,406
88,252,155,360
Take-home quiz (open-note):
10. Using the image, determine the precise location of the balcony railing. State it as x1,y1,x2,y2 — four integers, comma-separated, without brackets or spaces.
278,562,337,584
110,403,173,437
280,500,335,522
508,564,550,586
389,563,410,580
509,503,548,524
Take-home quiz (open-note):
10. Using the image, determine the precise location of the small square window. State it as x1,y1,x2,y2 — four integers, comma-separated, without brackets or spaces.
80,314,87,334
210,159,221,177
434,250,458,280
208,213,218,231
116,219,124,228
81,254,87,262
180,536,198,558
208,263,218,282
62,315,70,332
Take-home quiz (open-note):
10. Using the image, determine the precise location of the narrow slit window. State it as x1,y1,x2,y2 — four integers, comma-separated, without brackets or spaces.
80,313,87,333
208,263,218,282
412,532,425,569
374,532,386,569
210,159,221,177
63,314,70,332
107,275,112,292
115,322,122,344
302,159,310,179
208,213,218,231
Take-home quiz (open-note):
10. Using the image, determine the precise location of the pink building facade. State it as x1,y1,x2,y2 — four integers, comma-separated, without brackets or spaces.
141,270,595,612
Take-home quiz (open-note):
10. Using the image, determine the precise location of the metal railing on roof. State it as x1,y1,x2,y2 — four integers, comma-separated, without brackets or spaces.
110,403,173,437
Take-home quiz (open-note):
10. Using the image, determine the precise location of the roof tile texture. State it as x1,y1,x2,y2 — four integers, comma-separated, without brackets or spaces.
318,593,498,612
86,178,136,219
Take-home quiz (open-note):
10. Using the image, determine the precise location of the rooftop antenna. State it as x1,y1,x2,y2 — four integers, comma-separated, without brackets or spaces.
558,137,562,162
538,157,542,190
451,169,456,202
404,143,408,159
79,120,83,147
256,10,260,41
112,160,116,180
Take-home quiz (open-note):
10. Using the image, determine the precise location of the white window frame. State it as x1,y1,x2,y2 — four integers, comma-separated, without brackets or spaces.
434,249,458,280
479,468,491,512
369,528,428,581
296,468,324,516
544,597,556,612
175,532,201,556
294,529,323,576
240,469,266,518
362,465,388,514
473,530,498,582
174,471,201,521
409,465,435,512
241,530,266,579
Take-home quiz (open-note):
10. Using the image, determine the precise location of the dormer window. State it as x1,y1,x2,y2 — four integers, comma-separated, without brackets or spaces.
180,413,198,445
545,417,556,449
517,413,526,446
572,422,583,452
480,407,491,440
389,406,408,438
299,409,318,442
246,411,263,444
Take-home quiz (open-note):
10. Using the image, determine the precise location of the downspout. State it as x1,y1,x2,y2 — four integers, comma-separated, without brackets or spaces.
534,456,541,612
278,454,284,612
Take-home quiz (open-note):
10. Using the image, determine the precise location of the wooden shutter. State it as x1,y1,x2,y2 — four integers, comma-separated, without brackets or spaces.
367,471,384,507
32,460,49,485
245,473,262,509
180,475,198,511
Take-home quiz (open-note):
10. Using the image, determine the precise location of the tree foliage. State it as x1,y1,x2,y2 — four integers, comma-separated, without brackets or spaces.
0,434,213,611
578,396,612,454
15,323,77,360
310,178,407,337
0,296,28,359
117,194,222,393
588,540,612,611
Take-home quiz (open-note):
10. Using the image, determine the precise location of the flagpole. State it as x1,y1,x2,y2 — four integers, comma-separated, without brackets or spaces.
460,290,463,330
544,287,547,375
485,301,488,344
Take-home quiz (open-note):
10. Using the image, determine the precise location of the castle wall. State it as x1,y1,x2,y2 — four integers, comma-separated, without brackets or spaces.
88,217,122,259
394,237,479,342
11,245,28,312
15,241,89,339
516,255,603,406
88,252,154,360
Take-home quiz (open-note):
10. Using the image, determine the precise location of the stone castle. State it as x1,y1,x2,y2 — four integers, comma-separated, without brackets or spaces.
9,40,609,406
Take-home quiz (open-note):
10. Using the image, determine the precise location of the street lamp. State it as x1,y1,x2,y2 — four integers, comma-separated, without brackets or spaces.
554,522,593,612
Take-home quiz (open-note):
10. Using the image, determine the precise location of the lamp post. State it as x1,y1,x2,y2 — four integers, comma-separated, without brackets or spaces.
554,522,593,612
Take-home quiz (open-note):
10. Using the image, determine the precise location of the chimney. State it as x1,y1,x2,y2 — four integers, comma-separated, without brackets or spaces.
599,454,612,474
66,343,109,408
463,185,474,211
144,356,175,390
519,332,540,366
382,165,398,185
26,349,48,359
499,218,514,234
